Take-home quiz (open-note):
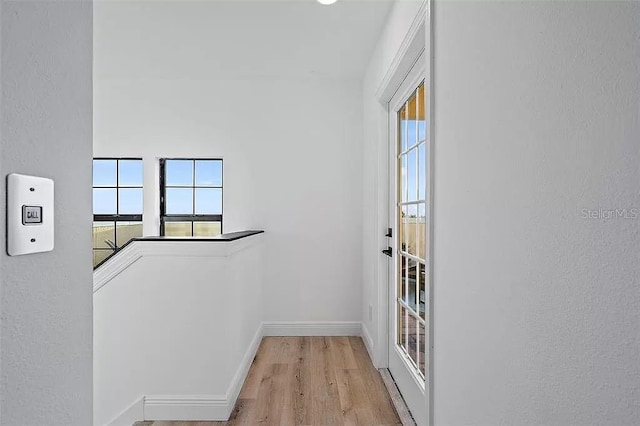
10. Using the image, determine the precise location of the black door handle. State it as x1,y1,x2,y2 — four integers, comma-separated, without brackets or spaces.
382,247,393,258
385,228,392,238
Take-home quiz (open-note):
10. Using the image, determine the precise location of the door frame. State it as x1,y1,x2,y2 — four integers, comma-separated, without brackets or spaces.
387,53,428,425
373,1,433,424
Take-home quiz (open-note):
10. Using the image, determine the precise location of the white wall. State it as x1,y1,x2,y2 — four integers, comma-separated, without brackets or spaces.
0,1,94,425
361,0,425,364
94,3,366,323
94,236,264,425
432,1,640,425
94,77,363,322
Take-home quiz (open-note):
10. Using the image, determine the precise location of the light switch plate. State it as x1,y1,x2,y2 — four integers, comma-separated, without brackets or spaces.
7,173,54,256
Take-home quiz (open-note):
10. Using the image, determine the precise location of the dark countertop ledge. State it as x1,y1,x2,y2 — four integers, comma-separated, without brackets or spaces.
94,230,264,270
131,230,264,243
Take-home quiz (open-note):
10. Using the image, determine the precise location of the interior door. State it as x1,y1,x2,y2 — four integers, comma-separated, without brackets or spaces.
387,53,428,426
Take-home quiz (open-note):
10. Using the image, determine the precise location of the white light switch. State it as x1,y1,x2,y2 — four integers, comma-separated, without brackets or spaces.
7,173,54,256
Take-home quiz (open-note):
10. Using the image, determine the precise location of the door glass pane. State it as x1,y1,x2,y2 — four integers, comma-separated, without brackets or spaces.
407,148,417,202
399,255,408,302
93,159,116,187
166,160,193,186
93,249,114,267
418,143,426,201
399,205,405,255
417,203,426,260
419,263,426,320
406,93,418,149
93,188,117,214
93,222,115,249
195,188,222,215
166,188,193,214
408,261,418,310
399,105,408,152
116,221,143,247
419,322,426,376
404,204,417,256
119,159,143,187
408,313,418,366
399,305,407,350
417,85,426,142
396,81,428,384
195,160,222,187
193,221,222,237
400,155,408,202
119,188,143,214
164,221,192,237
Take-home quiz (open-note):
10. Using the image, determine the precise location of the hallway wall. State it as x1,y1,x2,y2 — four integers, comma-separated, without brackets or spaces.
0,1,93,425
94,77,363,322
93,2,365,324
432,1,640,424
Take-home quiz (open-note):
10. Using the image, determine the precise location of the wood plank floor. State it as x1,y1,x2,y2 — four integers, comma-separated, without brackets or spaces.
142,336,401,426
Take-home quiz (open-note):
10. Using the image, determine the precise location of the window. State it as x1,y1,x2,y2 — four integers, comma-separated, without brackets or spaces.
396,82,426,378
93,158,143,267
160,159,223,237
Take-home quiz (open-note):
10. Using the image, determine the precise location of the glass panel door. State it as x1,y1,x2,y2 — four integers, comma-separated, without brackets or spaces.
397,82,427,379
387,51,428,426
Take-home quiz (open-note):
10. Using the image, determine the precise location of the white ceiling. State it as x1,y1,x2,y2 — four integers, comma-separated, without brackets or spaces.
94,0,394,80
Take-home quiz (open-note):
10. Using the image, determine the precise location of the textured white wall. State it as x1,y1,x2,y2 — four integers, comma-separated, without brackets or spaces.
0,1,93,425
432,1,640,424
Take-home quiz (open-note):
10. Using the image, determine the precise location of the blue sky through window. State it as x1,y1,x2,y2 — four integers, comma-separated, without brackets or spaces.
119,189,143,214
418,143,426,201
166,160,193,186
195,160,222,187
400,118,427,212
93,160,116,186
166,188,193,214
119,160,143,186
165,160,222,215
93,159,143,215
401,120,425,151
195,188,222,214
93,188,116,214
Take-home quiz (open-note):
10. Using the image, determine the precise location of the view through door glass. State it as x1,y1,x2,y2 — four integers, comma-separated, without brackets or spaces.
397,82,426,379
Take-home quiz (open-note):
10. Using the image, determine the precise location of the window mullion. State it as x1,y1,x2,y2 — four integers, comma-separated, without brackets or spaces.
116,159,120,215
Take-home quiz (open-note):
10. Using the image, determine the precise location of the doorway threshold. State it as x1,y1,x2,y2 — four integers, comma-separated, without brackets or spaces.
380,368,417,426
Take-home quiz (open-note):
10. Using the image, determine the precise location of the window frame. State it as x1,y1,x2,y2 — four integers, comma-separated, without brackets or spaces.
159,158,223,236
93,157,144,267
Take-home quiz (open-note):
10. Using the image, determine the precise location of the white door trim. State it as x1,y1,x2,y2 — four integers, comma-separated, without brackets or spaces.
373,1,432,425
375,1,429,104
387,53,427,426
373,0,428,365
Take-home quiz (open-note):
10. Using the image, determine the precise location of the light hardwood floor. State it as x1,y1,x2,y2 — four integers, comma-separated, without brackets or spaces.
140,336,401,425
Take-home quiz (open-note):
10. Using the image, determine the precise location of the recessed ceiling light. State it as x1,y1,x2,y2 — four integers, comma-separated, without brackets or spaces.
317,0,338,5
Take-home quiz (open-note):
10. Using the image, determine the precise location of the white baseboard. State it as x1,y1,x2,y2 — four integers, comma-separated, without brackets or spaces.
223,322,263,415
106,397,144,426
144,323,264,422
361,322,378,366
262,321,362,336
144,395,228,421
104,321,370,424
